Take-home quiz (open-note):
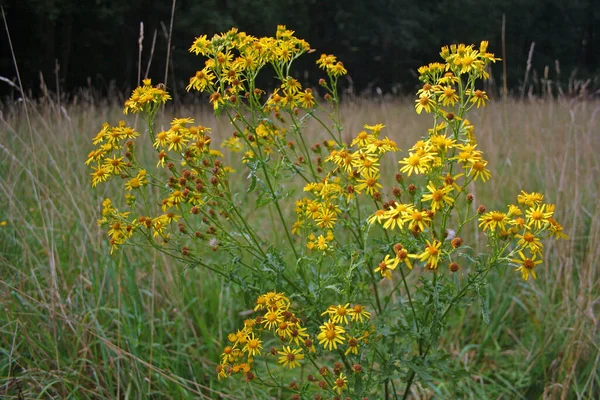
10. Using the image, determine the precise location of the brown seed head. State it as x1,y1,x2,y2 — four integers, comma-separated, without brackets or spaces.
451,237,463,248
393,243,404,253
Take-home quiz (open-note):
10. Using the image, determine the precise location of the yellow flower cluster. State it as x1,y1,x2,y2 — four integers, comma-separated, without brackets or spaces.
186,26,338,112
318,303,371,356
218,292,372,393
294,124,400,247
88,83,233,254
480,191,566,280
123,78,171,115
415,42,500,115
217,292,312,381
85,121,139,187
97,199,135,253
316,53,347,77
374,243,416,279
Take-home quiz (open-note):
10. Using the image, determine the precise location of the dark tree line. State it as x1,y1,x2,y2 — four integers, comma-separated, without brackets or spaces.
0,0,598,99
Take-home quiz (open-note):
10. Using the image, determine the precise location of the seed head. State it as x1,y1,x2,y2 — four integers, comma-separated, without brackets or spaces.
451,237,463,248
449,262,460,272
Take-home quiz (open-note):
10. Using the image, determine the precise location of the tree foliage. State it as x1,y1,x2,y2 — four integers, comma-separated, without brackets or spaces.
0,0,598,97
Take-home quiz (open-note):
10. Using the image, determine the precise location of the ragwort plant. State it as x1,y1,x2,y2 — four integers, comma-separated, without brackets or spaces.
86,27,567,398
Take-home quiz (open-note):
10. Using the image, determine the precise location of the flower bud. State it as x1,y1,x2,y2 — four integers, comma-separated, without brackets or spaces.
451,237,463,248
393,243,403,253
449,262,459,272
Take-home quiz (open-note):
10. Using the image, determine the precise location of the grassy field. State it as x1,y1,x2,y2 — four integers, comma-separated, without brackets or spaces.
1,96,599,399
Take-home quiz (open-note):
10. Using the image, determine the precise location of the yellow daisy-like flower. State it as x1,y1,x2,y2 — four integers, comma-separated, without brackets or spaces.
395,247,414,270
375,254,399,279
548,218,568,240
333,373,348,395
351,130,375,148
348,304,371,323
403,210,431,232
437,85,458,106
468,159,491,182
517,190,544,207
315,209,337,229
186,68,216,92
317,321,346,351
507,204,523,217
276,321,293,339
469,89,489,108
526,204,553,230
345,336,361,355
364,123,385,134
416,239,442,269
367,209,387,225
479,211,509,232
382,203,414,231
326,149,356,174
296,88,316,108
452,143,483,164
216,364,227,380
288,325,310,346
421,181,454,212
355,171,382,196
277,346,304,369
321,303,351,325
91,165,111,187
125,170,148,191
512,251,543,280
262,309,283,330
415,93,435,114
315,235,329,251
364,137,399,155
242,333,263,357
399,152,433,176
515,231,544,254
352,153,380,176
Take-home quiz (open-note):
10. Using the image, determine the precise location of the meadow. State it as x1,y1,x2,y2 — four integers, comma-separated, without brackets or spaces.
1,95,598,399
